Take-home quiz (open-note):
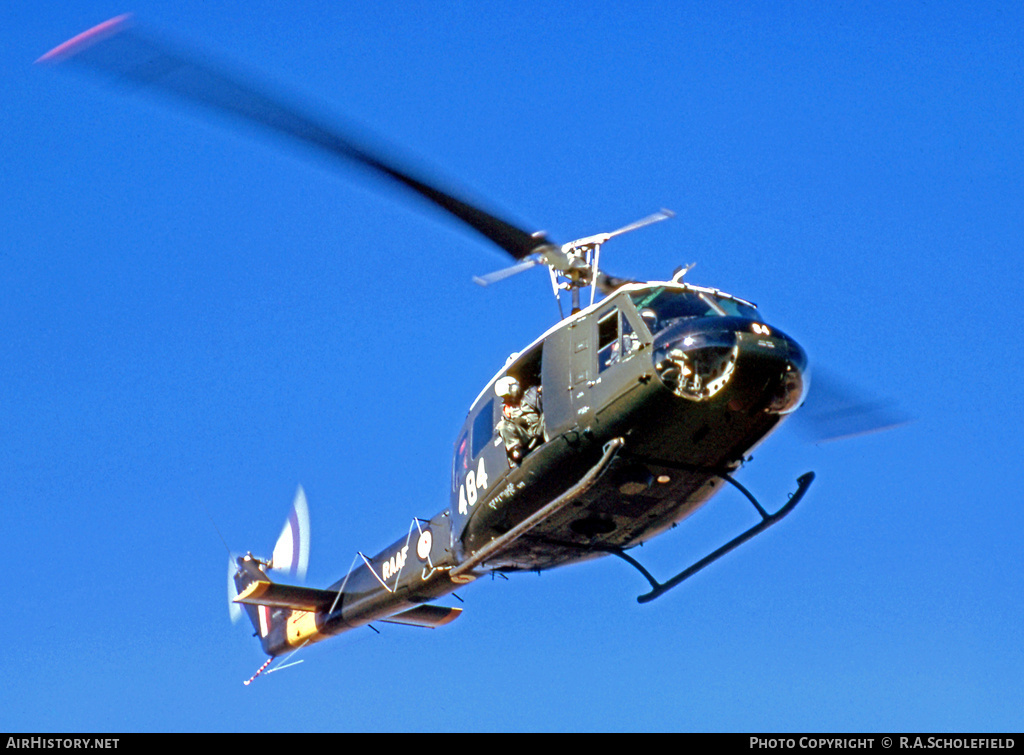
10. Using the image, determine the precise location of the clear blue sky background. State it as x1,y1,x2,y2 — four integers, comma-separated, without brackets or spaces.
3,0,1022,733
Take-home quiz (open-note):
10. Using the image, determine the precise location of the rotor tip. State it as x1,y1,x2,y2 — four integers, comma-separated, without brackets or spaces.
36,13,133,64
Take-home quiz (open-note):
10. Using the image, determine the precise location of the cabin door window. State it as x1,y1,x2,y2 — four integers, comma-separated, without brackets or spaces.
597,308,638,372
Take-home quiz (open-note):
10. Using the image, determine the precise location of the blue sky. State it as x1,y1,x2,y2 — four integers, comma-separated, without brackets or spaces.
3,0,1022,733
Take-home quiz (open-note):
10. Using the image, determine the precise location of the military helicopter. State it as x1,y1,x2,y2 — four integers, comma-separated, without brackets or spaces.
41,16,893,684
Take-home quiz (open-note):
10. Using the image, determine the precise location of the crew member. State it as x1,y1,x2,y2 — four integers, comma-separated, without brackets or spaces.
494,376,543,464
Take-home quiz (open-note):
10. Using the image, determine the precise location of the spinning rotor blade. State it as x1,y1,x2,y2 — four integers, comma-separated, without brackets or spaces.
38,15,555,262
227,557,243,624
472,256,543,287
797,369,912,443
271,485,310,580
591,209,676,246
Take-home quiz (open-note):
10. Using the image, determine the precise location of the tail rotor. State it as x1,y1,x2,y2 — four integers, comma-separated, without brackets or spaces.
227,557,244,624
225,485,312,625
270,486,310,580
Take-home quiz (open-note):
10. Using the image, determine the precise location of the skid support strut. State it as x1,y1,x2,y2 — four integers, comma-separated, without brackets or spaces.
610,471,815,603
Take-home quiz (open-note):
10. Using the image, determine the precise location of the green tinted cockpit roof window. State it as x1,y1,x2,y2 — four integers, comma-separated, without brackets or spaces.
629,287,759,323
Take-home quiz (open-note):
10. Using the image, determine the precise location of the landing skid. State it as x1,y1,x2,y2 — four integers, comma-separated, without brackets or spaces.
609,471,815,603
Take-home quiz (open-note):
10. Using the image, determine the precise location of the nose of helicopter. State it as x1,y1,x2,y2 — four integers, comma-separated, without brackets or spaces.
652,319,808,415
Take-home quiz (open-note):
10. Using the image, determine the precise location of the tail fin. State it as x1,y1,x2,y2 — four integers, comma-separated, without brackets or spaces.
232,554,275,639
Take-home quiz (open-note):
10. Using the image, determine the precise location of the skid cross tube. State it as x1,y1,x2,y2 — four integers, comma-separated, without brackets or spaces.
610,471,815,603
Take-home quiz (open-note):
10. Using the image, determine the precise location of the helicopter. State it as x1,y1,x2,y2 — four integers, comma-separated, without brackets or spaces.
41,16,894,684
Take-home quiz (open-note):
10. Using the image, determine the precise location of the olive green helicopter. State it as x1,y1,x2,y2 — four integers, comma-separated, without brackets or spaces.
41,16,901,684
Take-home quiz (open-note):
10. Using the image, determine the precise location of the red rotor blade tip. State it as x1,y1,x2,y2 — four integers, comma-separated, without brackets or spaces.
36,14,133,64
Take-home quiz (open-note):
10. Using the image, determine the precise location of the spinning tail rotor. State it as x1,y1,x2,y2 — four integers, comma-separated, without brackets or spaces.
227,486,311,625
270,486,310,580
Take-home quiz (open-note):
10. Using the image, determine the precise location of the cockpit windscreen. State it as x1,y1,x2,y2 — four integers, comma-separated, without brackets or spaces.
629,287,758,336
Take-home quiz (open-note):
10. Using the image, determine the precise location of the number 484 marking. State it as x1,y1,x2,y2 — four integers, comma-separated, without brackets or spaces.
458,458,490,515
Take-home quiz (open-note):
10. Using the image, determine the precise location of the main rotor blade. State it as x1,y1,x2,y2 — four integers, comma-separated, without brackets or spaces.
604,209,675,241
796,369,912,443
472,257,542,287
38,15,554,261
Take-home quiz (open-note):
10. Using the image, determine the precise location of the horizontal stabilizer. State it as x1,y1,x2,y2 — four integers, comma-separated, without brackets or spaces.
234,580,338,612
380,604,463,628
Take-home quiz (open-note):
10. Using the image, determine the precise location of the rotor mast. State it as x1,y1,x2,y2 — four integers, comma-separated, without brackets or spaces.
546,209,675,315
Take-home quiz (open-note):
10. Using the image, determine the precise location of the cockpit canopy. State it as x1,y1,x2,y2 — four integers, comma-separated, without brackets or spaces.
628,286,758,338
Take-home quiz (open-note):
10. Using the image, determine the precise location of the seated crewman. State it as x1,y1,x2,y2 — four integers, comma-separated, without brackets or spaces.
494,376,543,464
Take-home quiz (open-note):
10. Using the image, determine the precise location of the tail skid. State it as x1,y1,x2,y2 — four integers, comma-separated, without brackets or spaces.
244,649,307,686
